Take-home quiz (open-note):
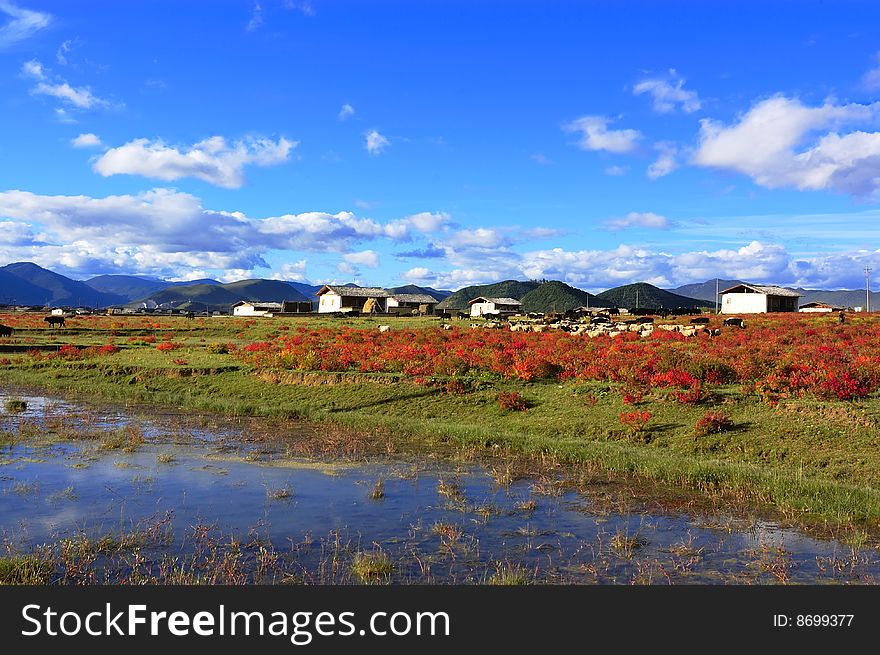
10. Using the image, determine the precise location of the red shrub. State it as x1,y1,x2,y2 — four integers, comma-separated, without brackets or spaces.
497,391,528,412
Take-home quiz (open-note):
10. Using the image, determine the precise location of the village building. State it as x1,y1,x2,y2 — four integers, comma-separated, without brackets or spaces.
798,301,845,313
232,301,283,317
386,293,439,315
468,296,522,317
315,285,390,313
720,284,800,314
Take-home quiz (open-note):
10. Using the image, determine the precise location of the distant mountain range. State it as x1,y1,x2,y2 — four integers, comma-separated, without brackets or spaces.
1,261,876,312
598,282,705,310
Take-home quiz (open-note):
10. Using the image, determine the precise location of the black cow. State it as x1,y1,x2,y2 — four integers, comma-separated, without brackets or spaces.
723,317,746,329
590,315,611,325
184,311,195,320
635,316,654,325
44,315,65,329
0,324,13,337
690,316,710,325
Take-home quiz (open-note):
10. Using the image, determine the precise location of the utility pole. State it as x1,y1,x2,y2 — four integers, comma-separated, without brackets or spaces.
715,278,720,314
867,267,873,313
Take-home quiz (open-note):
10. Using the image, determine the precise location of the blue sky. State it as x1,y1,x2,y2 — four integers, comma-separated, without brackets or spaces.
3,1,880,290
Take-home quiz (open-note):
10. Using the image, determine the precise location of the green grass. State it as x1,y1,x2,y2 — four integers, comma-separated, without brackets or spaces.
0,555,53,584
350,551,393,582
5,314,880,529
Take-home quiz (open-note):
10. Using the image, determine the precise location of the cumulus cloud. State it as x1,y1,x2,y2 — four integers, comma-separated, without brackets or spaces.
0,187,451,279
21,59,110,110
693,95,880,196
633,69,701,113
604,211,670,231
647,142,679,179
563,116,641,153
343,250,380,268
401,267,432,282
338,103,355,121
93,136,295,188
365,129,389,155
71,133,103,149
0,1,50,48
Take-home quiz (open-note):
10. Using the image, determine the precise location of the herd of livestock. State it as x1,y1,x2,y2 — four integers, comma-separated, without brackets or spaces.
443,309,746,339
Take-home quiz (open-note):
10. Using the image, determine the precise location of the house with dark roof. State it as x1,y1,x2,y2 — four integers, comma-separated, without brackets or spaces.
468,296,522,317
720,284,801,314
386,292,439,315
315,285,390,313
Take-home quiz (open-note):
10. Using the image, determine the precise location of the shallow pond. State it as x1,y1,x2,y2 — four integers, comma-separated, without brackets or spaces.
1,389,879,584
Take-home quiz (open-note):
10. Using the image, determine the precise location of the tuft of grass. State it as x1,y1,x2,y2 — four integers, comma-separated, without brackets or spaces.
100,425,145,452
267,486,293,501
351,550,393,583
610,530,649,558
369,478,385,500
488,563,529,585
0,555,53,584
4,398,27,413
157,453,176,464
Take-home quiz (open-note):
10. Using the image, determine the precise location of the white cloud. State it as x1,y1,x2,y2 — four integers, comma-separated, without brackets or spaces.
246,2,263,31
93,136,295,188
56,39,74,65
0,187,453,279
693,95,880,196
864,52,880,91
272,260,308,282
365,129,389,155
343,250,380,268
398,211,450,233
633,69,701,113
446,227,509,249
21,59,110,110
647,142,678,179
285,1,316,16
0,1,50,48
402,267,431,282
604,165,628,176
530,153,553,165
604,212,670,231
336,261,356,275
71,133,102,149
338,103,355,121
563,116,641,153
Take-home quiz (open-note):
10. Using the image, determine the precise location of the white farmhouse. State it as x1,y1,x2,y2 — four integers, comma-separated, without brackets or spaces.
468,296,522,318
386,293,439,315
720,284,800,314
315,285,390,313
232,301,283,317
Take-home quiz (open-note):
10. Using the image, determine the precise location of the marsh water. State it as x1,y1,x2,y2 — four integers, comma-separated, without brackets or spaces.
1,389,879,584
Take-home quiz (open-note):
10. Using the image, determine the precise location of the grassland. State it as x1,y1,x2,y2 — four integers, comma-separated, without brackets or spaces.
3,311,880,531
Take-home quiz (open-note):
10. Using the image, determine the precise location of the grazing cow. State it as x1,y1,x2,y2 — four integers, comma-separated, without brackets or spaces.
590,315,611,325
378,325,391,333
635,316,654,325
690,317,710,325
44,315,65,329
184,311,195,320
0,324,13,337
723,317,746,329
437,311,452,320
456,311,469,320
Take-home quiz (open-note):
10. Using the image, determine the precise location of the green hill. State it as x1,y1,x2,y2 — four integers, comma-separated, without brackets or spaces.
387,284,451,301
597,282,705,310
437,280,542,310
519,281,600,313
138,279,309,311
